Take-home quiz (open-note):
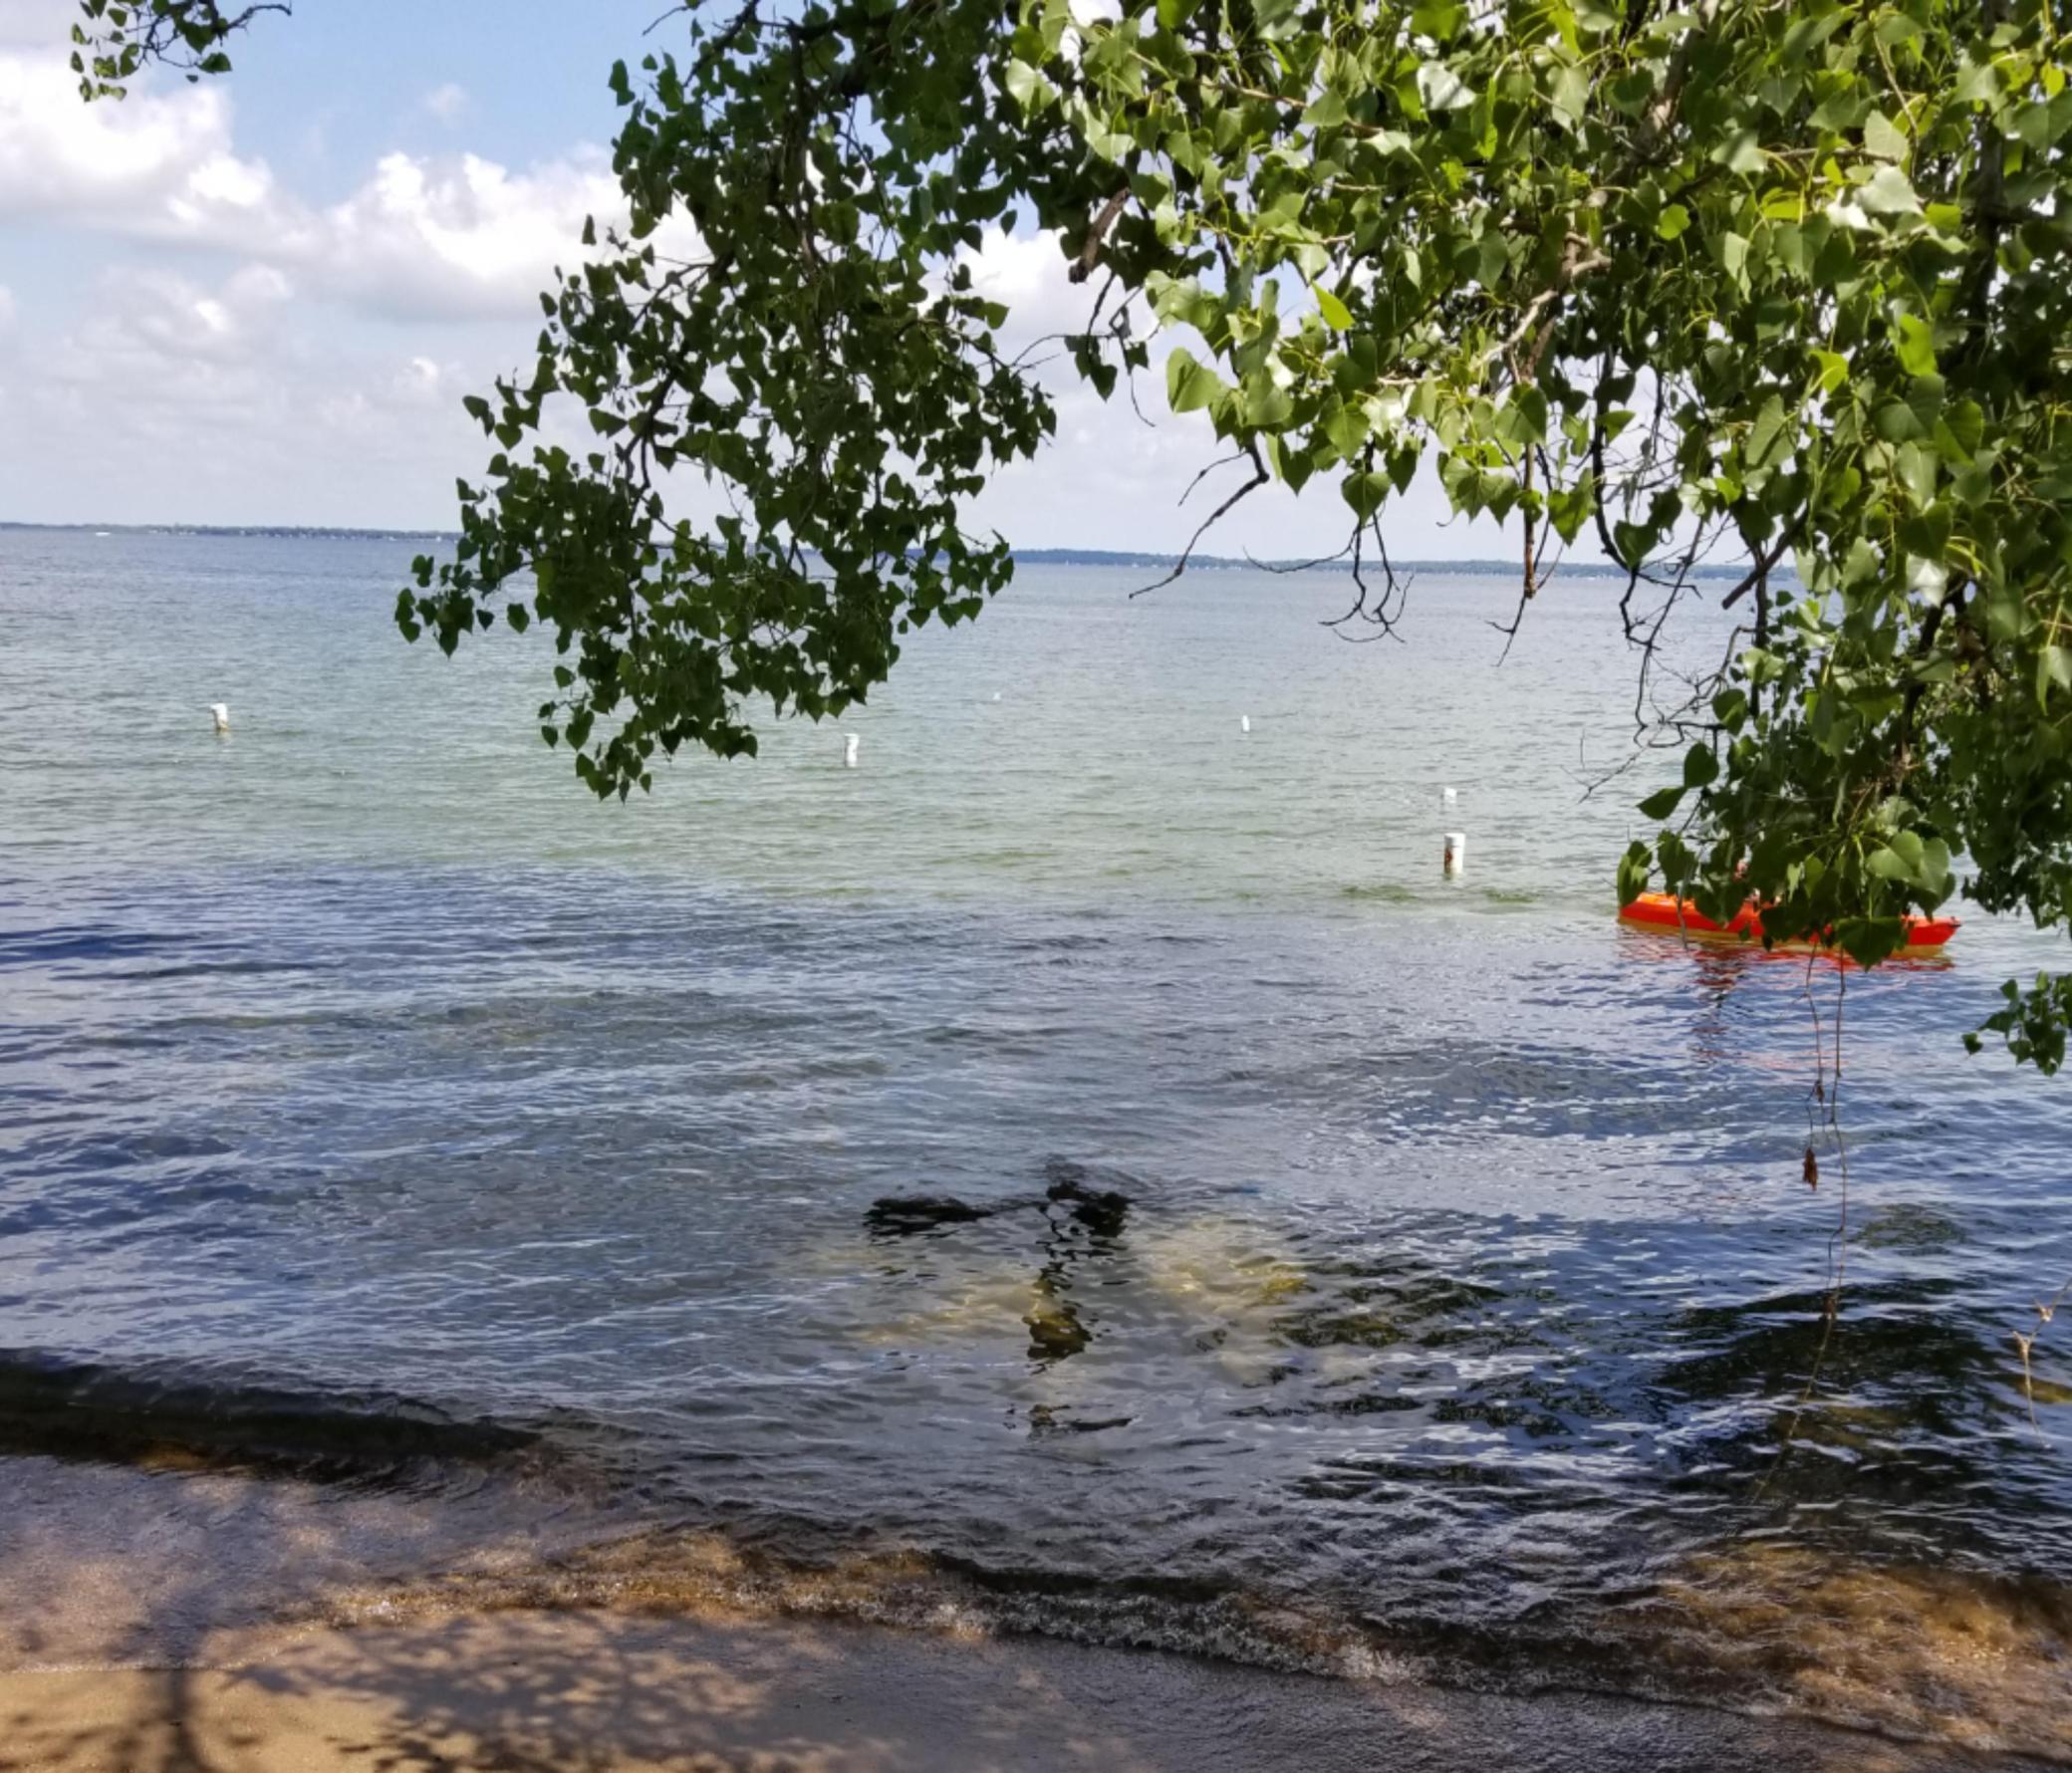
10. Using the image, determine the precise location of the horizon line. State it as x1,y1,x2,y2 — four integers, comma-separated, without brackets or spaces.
0,523,1770,581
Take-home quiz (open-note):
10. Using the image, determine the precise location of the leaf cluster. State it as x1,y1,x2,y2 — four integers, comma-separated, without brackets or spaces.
70,0,283,97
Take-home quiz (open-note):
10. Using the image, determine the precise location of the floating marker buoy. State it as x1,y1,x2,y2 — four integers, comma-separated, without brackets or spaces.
992,691,1002,703
844,733,861,768
208,702,230,735
1443,832,1465,877
1442,785,1457,805
1240,714,1251,734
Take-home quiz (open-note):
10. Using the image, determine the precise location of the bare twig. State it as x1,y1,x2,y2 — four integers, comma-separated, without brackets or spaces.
1070,189,1131,285
1177,450,1247,509
1757,957,1853,1497
2015,1271,2072,1436
1719,530,1794,610
1131,441,1269,597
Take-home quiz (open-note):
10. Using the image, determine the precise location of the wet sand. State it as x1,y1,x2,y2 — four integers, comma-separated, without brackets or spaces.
0,1606,2060,1773
4,1456,2069,1770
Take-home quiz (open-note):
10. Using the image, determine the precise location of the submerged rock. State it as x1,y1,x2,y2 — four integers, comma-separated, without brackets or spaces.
864,1194,994,1235
1024,1292,1091,1360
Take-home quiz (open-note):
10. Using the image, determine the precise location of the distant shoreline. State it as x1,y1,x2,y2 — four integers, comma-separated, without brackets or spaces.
0,523,1768,581
0,520,459,543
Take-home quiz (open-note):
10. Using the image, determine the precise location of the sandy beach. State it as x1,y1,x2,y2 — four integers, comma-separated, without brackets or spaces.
1,1605,2061,1773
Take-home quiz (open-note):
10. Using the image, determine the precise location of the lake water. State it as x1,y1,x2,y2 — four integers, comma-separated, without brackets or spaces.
2,528,2069,1755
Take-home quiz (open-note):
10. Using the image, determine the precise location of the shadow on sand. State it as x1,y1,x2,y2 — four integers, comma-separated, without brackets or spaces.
4,1601,2061,1773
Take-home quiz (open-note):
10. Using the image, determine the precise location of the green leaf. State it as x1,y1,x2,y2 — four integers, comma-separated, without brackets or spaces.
1303,89,1348,128
1314,286,1354,331
1416,61,1473,111
1638,784,1686,820
1713,130,1765,175
2039,645,2072,706
1895,440,1938,507
1952,57,1999,105
1938,398,1985,461
1617,840,1652,905
1859,164,1922,215
1894,314,1937,378
1166,348,1222,414
1719,230,1749,288
1656,203,1690,240
1497,383,1548,446
1745,394,1788,468
1547,480,1594,543
1862,110,1909,160
1003,59,1055,113
1341,470,1390,520
1834,916,1906,968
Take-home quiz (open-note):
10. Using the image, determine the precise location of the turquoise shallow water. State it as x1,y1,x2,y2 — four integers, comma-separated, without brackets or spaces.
2,528,2070,1741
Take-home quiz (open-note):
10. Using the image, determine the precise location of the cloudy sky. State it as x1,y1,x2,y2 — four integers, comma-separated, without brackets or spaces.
0,0,1511,556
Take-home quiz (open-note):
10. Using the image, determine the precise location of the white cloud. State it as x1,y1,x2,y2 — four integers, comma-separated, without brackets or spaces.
957,226,1092,344
0,52,280,233
0,50,623,321
47,265,289,395
422,82,470,125
2,258,506,522
282,147,624,320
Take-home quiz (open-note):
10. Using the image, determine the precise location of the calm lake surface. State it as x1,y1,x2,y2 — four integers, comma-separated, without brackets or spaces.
2,528,2069,1751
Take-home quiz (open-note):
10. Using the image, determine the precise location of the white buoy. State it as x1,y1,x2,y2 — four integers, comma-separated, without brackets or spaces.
992,691,1002,703
1240,714,1251,734
1443,832,1466,877
208,702,230,735
1442,785,1457,806
844,733,861,768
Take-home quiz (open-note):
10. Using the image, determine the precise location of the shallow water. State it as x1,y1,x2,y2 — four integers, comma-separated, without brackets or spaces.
2,530,2069,1752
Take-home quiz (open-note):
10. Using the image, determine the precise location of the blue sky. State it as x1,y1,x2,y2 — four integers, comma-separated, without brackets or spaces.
0,0,1510,556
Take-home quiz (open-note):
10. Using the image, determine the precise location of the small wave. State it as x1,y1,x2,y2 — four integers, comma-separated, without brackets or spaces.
326,1526,2072,1762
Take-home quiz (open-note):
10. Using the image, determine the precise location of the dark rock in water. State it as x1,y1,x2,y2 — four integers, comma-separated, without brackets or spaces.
1028,1403,1135,1434
1045,1169,1132,1238
0,1348,541,1480
866,1162,1134,1239
865,1194,993,1234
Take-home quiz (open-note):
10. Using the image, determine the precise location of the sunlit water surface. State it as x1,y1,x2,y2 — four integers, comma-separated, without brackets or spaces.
2,530,2069,1752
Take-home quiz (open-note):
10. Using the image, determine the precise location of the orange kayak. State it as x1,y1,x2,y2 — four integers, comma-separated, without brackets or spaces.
1619,891,1959,950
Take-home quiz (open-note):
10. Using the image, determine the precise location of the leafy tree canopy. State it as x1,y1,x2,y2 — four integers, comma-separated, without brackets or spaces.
74,0,2072,1068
